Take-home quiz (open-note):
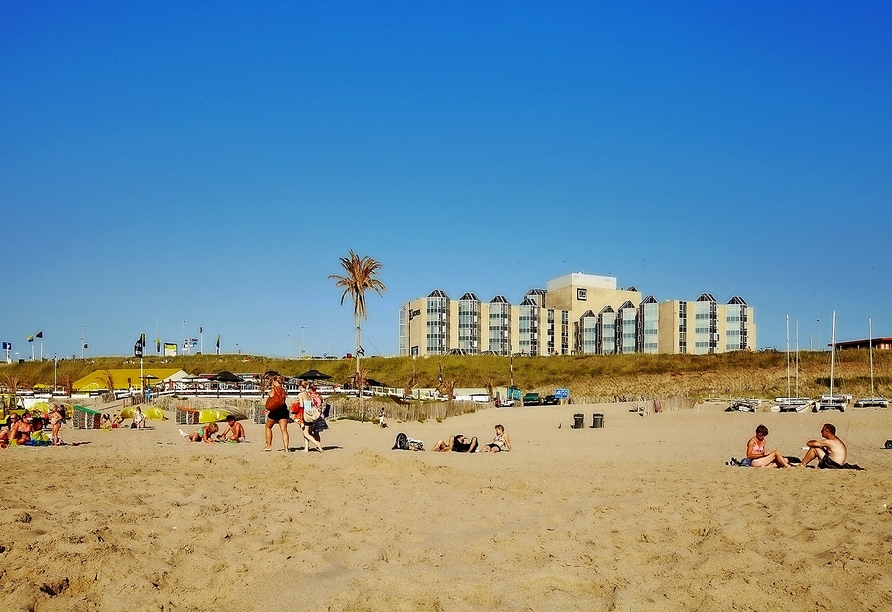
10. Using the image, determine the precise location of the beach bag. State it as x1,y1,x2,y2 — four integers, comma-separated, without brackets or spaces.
885,440,892,449
302,401,321,423
265,385,286,410
392,432,409,450
407,438,424,451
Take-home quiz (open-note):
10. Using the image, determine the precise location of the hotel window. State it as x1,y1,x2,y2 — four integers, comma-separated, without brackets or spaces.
577,288,587,301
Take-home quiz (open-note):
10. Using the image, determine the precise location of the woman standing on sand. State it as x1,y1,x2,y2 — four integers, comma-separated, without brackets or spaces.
294,381,324,452
263,375,290,452
48,405,65,446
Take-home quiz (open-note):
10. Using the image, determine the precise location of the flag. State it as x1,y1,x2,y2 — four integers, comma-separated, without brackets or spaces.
27,335,34,343
35,330,43,339
216,335,220,349
156,337,161,352
438,361,443,384
134,334,145,357
357,345,365,356
200,326,203,334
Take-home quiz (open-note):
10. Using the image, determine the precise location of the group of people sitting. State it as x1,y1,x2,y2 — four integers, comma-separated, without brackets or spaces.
100,406,148,430
180,415,246,443
432,424,513,453
1,405,67,448
736,423,850,469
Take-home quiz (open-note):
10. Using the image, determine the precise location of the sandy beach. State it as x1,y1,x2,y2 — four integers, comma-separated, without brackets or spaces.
2,401,892,611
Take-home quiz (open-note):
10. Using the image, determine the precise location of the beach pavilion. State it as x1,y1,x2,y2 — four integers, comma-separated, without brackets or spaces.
73,368,189,393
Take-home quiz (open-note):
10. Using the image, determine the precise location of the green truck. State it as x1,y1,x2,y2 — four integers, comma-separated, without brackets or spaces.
1,393,27,427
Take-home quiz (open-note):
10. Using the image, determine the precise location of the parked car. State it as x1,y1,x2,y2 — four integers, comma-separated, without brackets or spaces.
523,392,541,406
542,394,559,405
496,398,516,407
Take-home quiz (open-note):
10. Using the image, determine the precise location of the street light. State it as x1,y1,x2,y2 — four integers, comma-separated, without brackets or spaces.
816,319,820,351
287,333,291,359
301,326,307,358
81,324,86,359
236,342,240,355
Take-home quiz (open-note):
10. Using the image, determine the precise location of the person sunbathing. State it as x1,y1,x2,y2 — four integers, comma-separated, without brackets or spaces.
745,424,790,467
11,414,32,445
482,424,512,453
180,422,219,443
432,434,478,453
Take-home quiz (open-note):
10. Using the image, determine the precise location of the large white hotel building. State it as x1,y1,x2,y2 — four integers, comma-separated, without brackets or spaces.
399,272,756,357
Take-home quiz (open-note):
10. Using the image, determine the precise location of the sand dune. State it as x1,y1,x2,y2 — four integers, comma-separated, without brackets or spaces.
2,401,892,611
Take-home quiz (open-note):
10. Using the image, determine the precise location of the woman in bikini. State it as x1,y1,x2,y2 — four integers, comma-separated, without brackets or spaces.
745,424,790,468
482,424,512,453
181,422,219,443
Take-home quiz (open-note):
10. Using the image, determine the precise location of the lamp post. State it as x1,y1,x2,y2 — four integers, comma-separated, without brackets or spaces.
301,326,307,358
81,324,86,359
53,353,58,393
816,319,820,351
287,333,291,359
235,342,239,355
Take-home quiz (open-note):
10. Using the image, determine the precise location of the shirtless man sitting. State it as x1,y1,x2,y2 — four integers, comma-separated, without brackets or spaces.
799,423,847,469
218,415,246,442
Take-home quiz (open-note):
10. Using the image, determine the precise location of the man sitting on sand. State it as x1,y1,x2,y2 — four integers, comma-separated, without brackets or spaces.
800,423,847,469
218,415,246,442
432,434,478,453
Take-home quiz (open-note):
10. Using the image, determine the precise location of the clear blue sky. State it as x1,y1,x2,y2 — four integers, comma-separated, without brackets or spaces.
2,1,890,359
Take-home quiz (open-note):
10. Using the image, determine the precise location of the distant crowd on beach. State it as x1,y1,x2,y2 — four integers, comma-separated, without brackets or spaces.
1,404,68,448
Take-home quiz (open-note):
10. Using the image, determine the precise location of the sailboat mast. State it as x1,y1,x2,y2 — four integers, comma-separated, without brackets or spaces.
829,312,837,399
869,317,875,396
795,318,800,397
786,315,791,399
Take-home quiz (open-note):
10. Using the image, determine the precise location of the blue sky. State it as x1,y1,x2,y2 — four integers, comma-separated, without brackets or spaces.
2,1,890,359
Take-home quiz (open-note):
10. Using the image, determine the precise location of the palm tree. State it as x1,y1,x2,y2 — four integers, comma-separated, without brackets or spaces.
330,250,386,421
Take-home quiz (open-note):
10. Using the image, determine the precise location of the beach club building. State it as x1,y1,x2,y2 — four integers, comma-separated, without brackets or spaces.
399,273,756,357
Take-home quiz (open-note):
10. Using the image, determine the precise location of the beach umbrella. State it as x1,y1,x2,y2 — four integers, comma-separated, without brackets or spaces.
296,369,333,380
212,371,243,383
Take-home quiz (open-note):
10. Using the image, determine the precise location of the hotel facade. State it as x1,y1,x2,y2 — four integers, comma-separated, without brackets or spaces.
399,273,756,357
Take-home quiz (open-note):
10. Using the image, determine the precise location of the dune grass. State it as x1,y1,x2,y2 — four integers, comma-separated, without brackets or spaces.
2,349,890,401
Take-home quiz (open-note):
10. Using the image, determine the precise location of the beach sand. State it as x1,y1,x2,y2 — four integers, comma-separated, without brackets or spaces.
2,401,892,611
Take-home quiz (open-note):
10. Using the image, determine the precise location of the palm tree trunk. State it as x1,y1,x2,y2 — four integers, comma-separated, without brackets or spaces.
355,313,363,422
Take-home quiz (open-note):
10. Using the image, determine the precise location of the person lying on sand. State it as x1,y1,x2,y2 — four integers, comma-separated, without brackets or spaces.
432,434,478,453
180,422,219,443
217,415,246,442
800,423,847,469
482,424,512,453
745,424,790,467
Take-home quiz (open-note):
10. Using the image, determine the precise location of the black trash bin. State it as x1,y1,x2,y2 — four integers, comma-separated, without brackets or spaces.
573,413,584,429
592,413,604,428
